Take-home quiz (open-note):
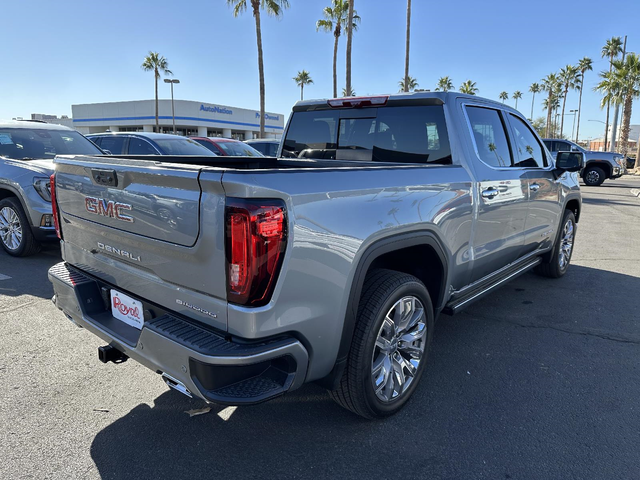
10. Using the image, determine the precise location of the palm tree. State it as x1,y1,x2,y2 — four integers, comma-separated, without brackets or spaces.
499,91,509,103
436,76,454,92
228,0,289,138
403,0,412,93
601,37,624,149
398,75,419,92
609,54,640,159
293,70,314,101
542,73,559,137
316,1,360,98
341,86,356,96
529,82,540,120
141,52,172,132
595,70,623,147
345,0,355,97
558,64,580,138
459,80,478,95
574,57,593,142
512,91,522,109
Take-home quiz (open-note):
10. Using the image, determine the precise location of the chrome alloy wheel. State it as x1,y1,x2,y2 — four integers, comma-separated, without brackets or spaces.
371,296,427,402
585,170,600,184
0,206,23,251
559,218,574,269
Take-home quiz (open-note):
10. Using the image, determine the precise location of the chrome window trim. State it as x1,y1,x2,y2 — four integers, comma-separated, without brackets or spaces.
462,102,554,172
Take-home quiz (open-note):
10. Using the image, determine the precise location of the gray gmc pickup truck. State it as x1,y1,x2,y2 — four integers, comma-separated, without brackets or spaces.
48,92,583,418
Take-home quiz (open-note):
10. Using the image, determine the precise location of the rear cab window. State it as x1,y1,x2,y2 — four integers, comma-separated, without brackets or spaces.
282,105,452,164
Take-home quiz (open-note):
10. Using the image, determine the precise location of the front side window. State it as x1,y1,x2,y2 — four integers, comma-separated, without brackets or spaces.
282,105,451,164
466,106,512,168
508,114,547,168
128,137,158,155
554,141,572,152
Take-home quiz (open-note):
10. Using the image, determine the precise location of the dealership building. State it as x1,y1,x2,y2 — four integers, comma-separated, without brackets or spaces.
69,99,285,139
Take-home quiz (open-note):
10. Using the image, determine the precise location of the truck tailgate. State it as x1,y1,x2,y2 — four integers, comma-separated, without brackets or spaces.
53,155,228,330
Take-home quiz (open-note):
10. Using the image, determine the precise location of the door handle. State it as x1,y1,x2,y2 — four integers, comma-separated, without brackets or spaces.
481,187,499,199
530,183,540,192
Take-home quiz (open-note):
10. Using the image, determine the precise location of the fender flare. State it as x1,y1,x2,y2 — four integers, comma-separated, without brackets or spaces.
316,230,449,390
0,184,32,226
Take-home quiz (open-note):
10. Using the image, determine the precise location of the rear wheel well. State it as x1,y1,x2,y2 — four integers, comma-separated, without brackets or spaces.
565,199,580,222
584,162,610,178
367,245,445,313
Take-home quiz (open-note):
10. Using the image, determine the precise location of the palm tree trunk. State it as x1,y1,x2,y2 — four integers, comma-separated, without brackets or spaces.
620,91,633,157
603,58,613,150
530,93,535,120
403,0,411,93
300,84,303,101
345,0,354,96
545,92,552,138
515,98,518,110
154,69,159,131
253,2,266,138
332,31,339,98
560,89,568,138
575,73,584,142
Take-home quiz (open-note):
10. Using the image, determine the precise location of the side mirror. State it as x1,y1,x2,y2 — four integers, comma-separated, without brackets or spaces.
556,151,583,172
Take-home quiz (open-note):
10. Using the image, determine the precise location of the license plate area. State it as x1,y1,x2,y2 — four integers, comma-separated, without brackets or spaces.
110,289,144,330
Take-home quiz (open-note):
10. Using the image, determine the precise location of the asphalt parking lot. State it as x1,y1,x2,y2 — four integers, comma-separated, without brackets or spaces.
1,177,639,480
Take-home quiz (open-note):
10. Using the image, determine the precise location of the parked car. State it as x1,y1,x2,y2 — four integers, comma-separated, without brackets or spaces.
49,92,582,418
190,137,263,157
244,138,280,157
87,132,216,156
0,120,104,256
542,138,624,186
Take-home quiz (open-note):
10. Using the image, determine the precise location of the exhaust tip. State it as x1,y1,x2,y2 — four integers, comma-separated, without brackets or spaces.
162,373,192,398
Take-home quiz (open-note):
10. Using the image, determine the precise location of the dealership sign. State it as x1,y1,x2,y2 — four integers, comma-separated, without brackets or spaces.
200,104,233,115
256,112,280,121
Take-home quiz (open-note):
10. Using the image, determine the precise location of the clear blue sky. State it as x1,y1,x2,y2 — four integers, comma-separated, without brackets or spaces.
2,0,639,141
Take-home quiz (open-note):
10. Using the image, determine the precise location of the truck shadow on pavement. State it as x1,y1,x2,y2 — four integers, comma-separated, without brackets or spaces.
0,246,60,299
89,265,640,480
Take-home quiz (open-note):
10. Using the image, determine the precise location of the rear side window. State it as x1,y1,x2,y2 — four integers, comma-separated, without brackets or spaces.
283,106,451,164
554,141,572,152
99,136,126,154
508,114,547,168
466,106,512,168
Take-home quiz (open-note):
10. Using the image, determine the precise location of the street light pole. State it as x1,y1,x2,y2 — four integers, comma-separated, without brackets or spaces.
588,119,606,151
164,78,180,134
570,109,578,142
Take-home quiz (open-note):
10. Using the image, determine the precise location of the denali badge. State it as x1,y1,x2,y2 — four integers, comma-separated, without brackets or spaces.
97,242,141,262
175,299,218,318
85,196,133,223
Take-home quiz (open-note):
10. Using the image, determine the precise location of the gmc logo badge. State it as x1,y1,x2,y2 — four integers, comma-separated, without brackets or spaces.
85,197,133,223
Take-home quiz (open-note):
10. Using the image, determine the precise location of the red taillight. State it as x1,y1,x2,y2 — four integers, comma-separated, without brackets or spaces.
225,199,286,306
327,95,389,108
49,173,62,239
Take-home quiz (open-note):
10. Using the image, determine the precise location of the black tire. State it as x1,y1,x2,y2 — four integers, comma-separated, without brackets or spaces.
0,197,41,257
534,210,576,278
582,166,605,186
329,269,434,419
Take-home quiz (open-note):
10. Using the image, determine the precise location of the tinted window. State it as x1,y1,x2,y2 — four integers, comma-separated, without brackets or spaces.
193,139,222,154
466,106,512,168
128,137,158,155
283,106,451,164
542,140,552,150
554,141,571,152
267,143,279,156
98,136,126,154
153,137,216,156
0,128,102,160
508,115,547,168
216,141,263,157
